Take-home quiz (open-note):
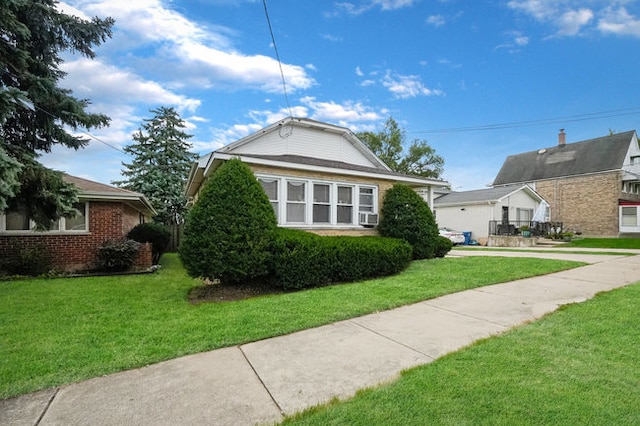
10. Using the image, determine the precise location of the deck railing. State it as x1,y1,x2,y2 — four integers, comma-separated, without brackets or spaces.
488,221,559,237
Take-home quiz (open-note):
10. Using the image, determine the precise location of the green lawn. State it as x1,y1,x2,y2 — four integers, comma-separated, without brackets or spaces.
283,282,640,425
561,237,640,249
0,254,583,399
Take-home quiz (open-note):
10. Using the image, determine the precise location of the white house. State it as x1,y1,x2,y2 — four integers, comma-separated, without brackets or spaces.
433,184,547,241
186,117,450,235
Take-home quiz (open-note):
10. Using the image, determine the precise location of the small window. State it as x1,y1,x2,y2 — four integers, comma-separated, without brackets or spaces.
259,178,279,220
313,184,331,224
65,203,87,231
5,205,30,231
287,181,306,223
621,206,637,226
337,186,353,224
359,187,374,213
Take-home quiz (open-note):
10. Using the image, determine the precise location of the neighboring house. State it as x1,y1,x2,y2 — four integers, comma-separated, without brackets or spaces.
433,184,547,240
185,117,450,235
492,130,640,236
0,174,156,272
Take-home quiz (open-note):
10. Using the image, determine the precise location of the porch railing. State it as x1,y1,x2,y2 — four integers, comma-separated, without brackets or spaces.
488,221,559,237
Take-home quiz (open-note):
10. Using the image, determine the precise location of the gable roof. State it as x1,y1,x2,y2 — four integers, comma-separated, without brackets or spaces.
63,174,156,216
493,130,637,186
218,117,391,171
434,184,543,207
186,117,449,197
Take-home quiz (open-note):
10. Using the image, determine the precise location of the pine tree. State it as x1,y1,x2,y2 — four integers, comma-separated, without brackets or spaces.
0,0,114,228
114,107,197,225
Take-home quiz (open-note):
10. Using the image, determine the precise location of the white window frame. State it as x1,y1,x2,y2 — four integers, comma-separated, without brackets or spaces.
0,202,89,234
256,173,378,228
620,205,640,232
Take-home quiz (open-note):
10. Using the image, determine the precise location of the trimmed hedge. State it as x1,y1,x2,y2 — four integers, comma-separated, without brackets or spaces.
269,228,412,290
434,236,453,258
97,239,141,272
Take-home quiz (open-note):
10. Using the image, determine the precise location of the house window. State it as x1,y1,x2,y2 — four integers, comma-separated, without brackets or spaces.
1,202,88,233
65,203,87,231
621,207,638,227
256,174,377,227
313,184,331,223
259,178,279,220
359,187,374,213
516,208,533,222
287,181,306,223
337,186,353,224
631,156,640,165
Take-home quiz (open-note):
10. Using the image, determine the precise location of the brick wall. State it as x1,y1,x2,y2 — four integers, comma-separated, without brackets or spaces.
0,201,151,272
534,172,621,236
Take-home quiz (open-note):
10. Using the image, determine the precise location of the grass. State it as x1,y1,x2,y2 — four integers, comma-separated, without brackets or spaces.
0,254,584,400
561,237,640,249
283,282,640,425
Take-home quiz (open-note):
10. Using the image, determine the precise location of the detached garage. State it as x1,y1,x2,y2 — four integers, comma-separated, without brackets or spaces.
433,184,548,242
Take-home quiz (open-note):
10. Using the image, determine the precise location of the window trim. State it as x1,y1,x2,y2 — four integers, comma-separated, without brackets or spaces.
256,173,378,228
0,202,89,234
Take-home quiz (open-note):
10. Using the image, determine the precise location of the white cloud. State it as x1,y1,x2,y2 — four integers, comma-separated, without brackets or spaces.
426,15,446,27
355,66,364,76
495,31,529,51
557,8,594,36
61,59,201,113
598,6,640,37
64,0,315,92
332,0,414,16
382,71,443,99
506,1,594,37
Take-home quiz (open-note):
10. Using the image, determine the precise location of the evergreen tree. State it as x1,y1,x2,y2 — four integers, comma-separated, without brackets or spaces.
114,107,197,225
357,117,445,179
0,0,114,227
378,183,440,259
179,159,277,284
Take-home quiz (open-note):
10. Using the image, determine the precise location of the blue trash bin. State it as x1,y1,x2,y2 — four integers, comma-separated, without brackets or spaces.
462,231,472,245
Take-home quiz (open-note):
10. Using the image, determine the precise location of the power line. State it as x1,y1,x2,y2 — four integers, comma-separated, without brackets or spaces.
411,107,640,134
262,0,294,121
31,102,129,155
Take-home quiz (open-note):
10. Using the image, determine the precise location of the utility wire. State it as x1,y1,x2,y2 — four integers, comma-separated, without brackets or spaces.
32,104,128,155
412,106,640,134
262,0,294,120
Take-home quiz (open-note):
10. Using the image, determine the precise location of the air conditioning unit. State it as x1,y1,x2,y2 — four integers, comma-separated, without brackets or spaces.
359,212,379,226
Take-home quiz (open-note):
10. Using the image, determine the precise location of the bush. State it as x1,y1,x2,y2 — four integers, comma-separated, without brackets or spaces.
2,245,51,276
434,236,453,258
97,239,141,272
179,159,277,284
127,222,171,264
378,183,440,259
268,229,412,290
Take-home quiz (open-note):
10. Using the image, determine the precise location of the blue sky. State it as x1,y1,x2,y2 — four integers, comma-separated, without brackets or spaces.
42,0,640,190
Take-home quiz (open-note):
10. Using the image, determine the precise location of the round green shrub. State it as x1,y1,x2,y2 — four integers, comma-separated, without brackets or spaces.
378,183,439,259
97,239,141,272
179,158,277,284
127,222,171,264
434,236,453,258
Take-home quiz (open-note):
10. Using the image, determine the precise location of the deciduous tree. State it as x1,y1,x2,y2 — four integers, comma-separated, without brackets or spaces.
357,117,444,179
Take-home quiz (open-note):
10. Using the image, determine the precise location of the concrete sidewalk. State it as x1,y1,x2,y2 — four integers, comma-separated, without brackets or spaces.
3,251,640,426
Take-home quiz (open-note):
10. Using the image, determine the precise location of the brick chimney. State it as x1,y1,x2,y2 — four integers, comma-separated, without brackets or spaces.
558,129,566,146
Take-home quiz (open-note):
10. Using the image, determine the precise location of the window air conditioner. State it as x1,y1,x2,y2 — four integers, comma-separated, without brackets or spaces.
359,212,379,226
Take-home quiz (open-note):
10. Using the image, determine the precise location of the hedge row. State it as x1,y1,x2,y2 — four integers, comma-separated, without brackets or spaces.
268,228,412,290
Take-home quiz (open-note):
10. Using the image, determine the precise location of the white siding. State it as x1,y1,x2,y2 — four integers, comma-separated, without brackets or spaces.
435,204,495,239
229,127,374,167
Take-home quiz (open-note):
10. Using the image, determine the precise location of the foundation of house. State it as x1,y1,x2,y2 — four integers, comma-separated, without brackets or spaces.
487,235,539,247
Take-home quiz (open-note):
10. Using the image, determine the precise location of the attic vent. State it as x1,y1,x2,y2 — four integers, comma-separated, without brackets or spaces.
538,149,547,154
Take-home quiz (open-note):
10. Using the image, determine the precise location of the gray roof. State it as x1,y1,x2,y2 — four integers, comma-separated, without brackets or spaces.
434,185,534,206
233,153,448,184
492,130,637,185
